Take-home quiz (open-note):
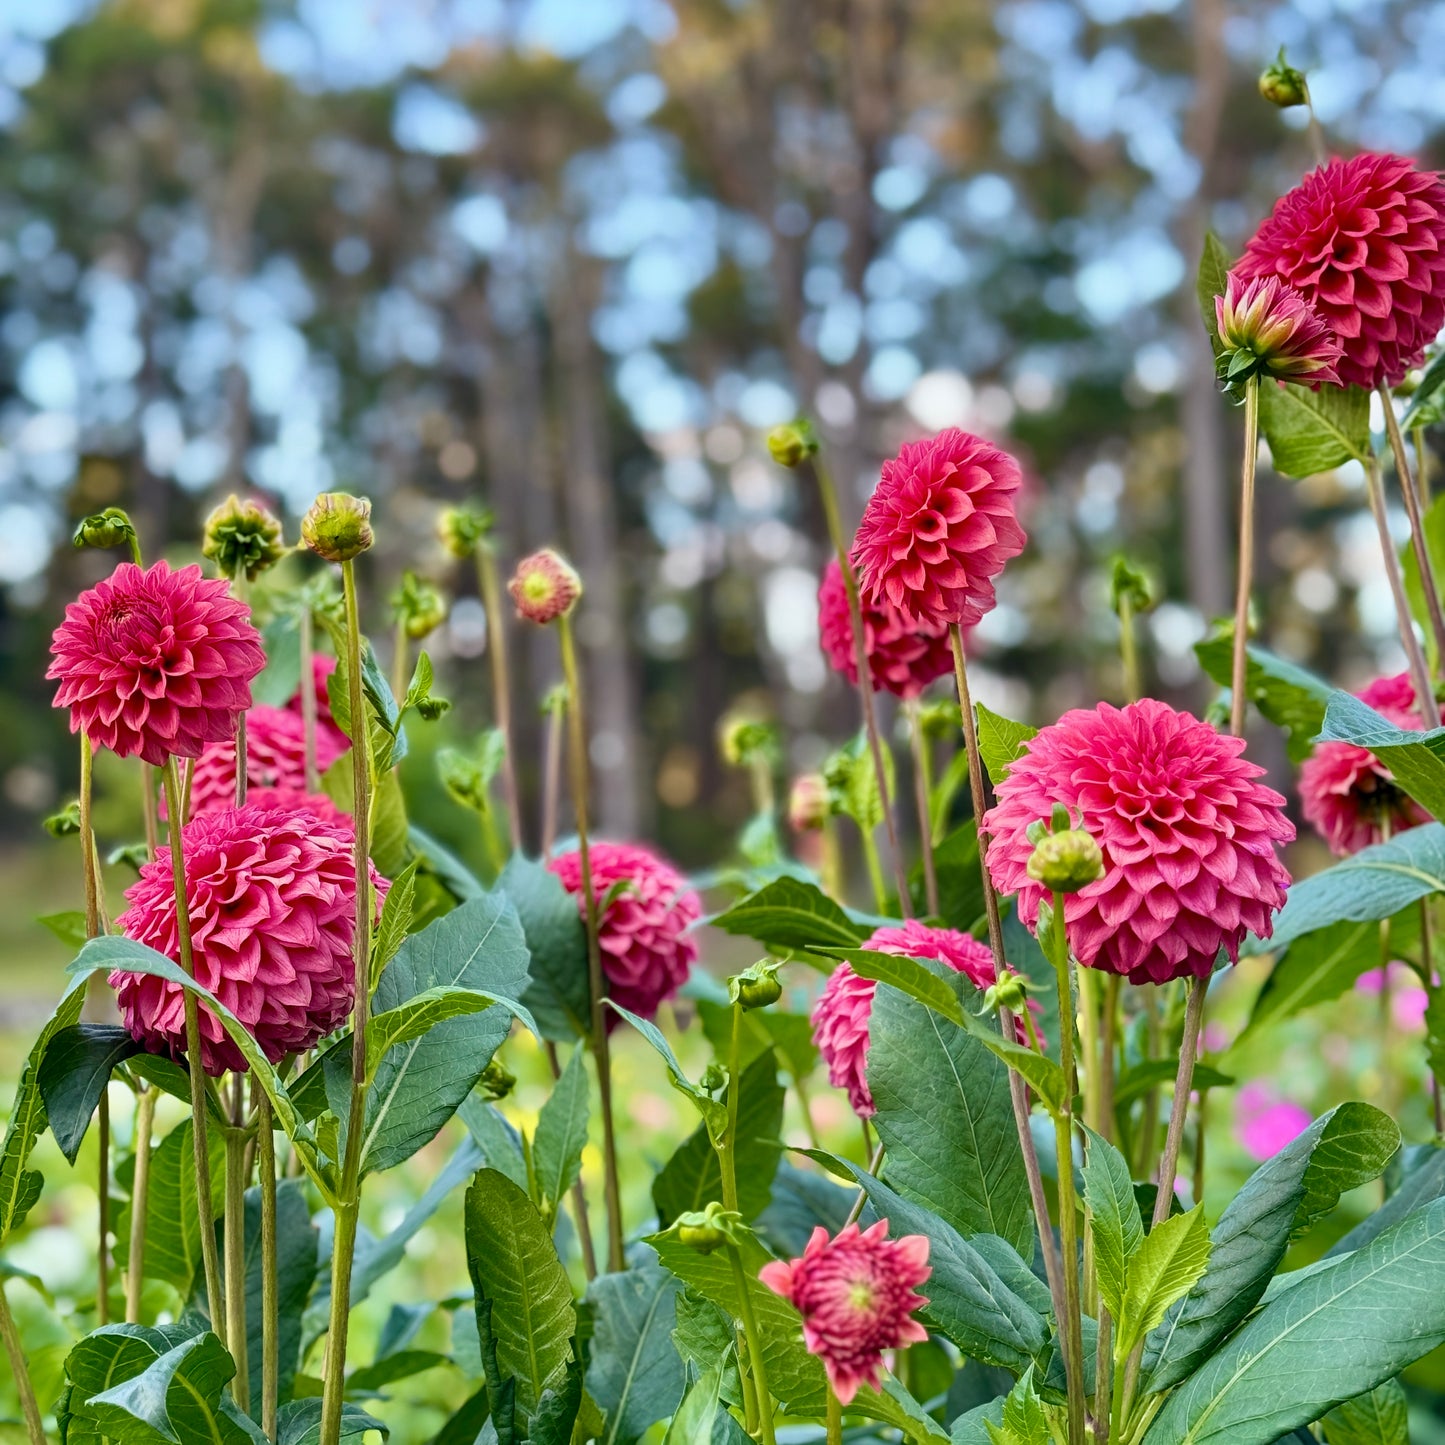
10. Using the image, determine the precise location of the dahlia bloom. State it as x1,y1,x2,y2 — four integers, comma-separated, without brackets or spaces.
817,560,953,698
811,921,1031,1117
185,705,347,818
759,1221,931,1404
548,841,700,1019
1299,672,1428,855
287,654,351,757
1236,152,1445,391
48,561,265,766
983,700,1294,985
114,804,385,1075
852,429,1026,630
1214,273,1343,389
509,549,582,624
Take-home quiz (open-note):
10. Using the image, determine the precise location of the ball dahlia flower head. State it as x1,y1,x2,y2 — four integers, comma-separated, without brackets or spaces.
184,703,349,819
288,653,352,758
548,840,701,1020
852,428,1027,631
811,921,1035,1118
817,559,954,699
1299,672,1429,855
114,803,387,1075
759,1220,931,1405
48,560,265,766
984,699,1294,986
1236,151,1445,392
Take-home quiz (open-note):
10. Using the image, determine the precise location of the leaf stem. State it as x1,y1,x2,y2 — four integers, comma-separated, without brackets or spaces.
859,826,888,916
908,704,939,915
721,1003,744,1213
125,1082,155,1322
541,697,565,861
257,1090,279,1442
0,1280,46,1445
727,1244,777,1445
477,544,523,851
1229,377,1260,739
224,1122,250,1414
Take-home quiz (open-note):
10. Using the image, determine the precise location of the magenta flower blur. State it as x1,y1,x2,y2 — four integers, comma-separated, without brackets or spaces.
983,700,1294,985
548,841,700,1019
1214,272,1343,388
48,560,265,766
1234,1083,1312,1162
816,559,953,699
1236,152,1445,391
287,653,351,757
186,704,348,818
114,804,386,1075
852,429,1026,630
759,1221,930,1404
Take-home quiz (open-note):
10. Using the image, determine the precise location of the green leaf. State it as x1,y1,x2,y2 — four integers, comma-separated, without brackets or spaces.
1115,1205,1211,1362
242,1181,317,1409
1142,1197,1445,1445
86,1332,253,1444
1402,346,1445,428
1330,1145,1445,1257
532,1046,590,1222
457,1097,528,1191
986,1366,1050,1445
975,705,1036,787
1318,688,1445,817
1322,1379,1410,1445
0,980,85,1244
824,728,894,832
710,877,866,951
408,824,485,902
500,855,592,1042
953,1400,1006,1445
1193,633,1333,762
345,1349,448,1393
370,859,419,991
1196,231,1232,349
664,1366,722,1445
1258,380,1372,478
465,1168,576,1420
530,1355,584,1445
1402,492,1445,669
37,910,90,950
37,1023,139,1165
322,756,409,878
585,1267,686,1445
1144,1102,1400,1393
364,985,535,1077
821,947,966,1027
276,1398,386,1444
1081,1125,1142,1323
867,963,1034,1260
608,1003,727,1138
1113,1060,1234,1111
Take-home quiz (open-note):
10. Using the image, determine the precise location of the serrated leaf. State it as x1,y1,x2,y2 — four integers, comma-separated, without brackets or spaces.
86,1332,252,1444
1194,633,1332,762
276,1398,386,1444
1259,380,1371,478
1330,1145,1445,1257
370,858,419,991
608,1002,727,1138
1318,688,1445,818
1115,1205,1211,1362
975,705,1037,787
987,1366,1049,1445
533,1046,590,1222
37,1023,139,1165
364,984,534,1076
1081,1125,1141,1323
1323,1379,1409,1445
1196,231,1232,349
585,1267,685,1444
500,855,592,1042
820,947,967,1027
664,1366,722,1445
710,877,866,951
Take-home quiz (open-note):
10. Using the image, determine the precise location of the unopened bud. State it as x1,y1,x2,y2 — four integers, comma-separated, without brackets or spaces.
73,507,137,555
1110,556,1155,617
982,973,1031,1016
302,493,373,563
44,800,81,838
541,683,568,719
437,505,493,560
416,694,451,722
508,548,581,624
766,420,820,469
787,773,830,832
699,1062,727,1094
1027,828,1105,894
479,1059,515,1100
719,713,777,768
1259,47,1308,108
729,960,783,1012
390,570,448,640
202,494,285,581
674,1201,743,1254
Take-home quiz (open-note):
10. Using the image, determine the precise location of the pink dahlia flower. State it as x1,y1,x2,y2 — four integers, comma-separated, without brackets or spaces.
817,560,953,699
509,548,582,624
114,804,386,1075
548,841,700,1019
1236,152,1445,391
811,921,1032,1117
287,654,351,757
1214,272,1343,387
244,785,353,831
185,704,347,818
1299,672,1428,855
852,429,1026,630
759,1220,931,1404
48,561,264,766
983,699,1294,985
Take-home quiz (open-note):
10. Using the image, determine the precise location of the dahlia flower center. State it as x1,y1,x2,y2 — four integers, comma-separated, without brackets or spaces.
845,1276,877,1313
519,571,553,603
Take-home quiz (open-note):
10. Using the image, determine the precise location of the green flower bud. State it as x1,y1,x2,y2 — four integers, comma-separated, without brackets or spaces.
416,694,451,722
479,1059,515,1100
541,683,568,719
699,1062,728,1094
766,419,820,469
390,570,448,640
202,494,286,581
73,507,137,555
437,505,494,560
719,712,778,769
729,960,784,1012
1109,556,1156,617
674,1201,744,1254
982,973,1031,1016
302,492,373,563
1027,828,1105,894
43,800,81,838
1259,47,1308,108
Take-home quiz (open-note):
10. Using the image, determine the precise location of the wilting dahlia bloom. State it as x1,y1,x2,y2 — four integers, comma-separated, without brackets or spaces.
287,654,351,757
817,560,953,698
1214,273,1343,388
186,704,348,817
48,561,264,766
1299,672,1429,855
812,921,1031,1117
548,841,700,1018
984,699,1294,985
759,1221,931,1404
852,429,1026,630
114,804,385,1075
1236,152,1445,391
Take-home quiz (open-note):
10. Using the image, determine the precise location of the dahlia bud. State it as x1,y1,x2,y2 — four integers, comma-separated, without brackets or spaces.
729,960,783,1012
787,773,830,832
766,419,820,469
480,1059,516,1100
437,505,493,560
674,1201,744,1254
1109,556,1156,618
302,493,374,563
508,548,581,624
1258,47,1308,108
541,683,568,719
416,694,451,722
390,570,447,641
981,973,1031,1017
43,800,81,838
699,1062,727,1094
1213,272,1343,394
1027,827,1105,894
719,712,778,769
202,495,285,581
73,507,137,555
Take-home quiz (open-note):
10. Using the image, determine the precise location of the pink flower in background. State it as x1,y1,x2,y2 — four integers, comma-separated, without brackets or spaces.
811,920,1032,1117
1234,1082,1312,1161
984,699,1294,985
509,548,582,624
1214,272,1343,387
852,429,1026,630
48,560,264,765
816,559,954,698
287,654,351,756
1299,672,1428,855
244,785,352,831
186,704,348,818
759,1221,930,1404
114,804,386,1075
548,841,700,1020
1356,961,1429,1032
1236,152,1445,390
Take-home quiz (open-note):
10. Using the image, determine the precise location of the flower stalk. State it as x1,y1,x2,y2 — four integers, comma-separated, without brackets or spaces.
908,704,939,915
124,1082,156,1322
0,1281,46,1445
256,1089,279,1442
477,543,523,851
1230,376,1260,738
224,1121,250,1414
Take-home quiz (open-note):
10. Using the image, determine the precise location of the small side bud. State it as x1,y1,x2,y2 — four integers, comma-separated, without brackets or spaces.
541,682,568,719
1027,828,1105,894
787,773,830,832
766,419,820,469
1109,556,1156,618
390,570,448,640
508,548,582,624
416,694,451,722
202,494,285,581
44,800,81,838
982,973,1031,1017
729,960,783,1012
674,1201,744,1254
479,1059,516,1100
719,711,778,769
302,493,373,563
699,1062,727,1094
73,507,137,554
437,505,494,560
1259,47,1308,108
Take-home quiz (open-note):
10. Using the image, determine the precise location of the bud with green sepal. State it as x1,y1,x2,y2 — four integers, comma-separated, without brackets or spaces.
729,959,783,1012
390,570,447,640
73,506,140,561
302,492,373,563
44,800,82,839
766,418,820,469
1026,807,1104,895
437,504,493,560
202,494,285,581
673,1200,747,1254
479,1059,515,1101
1258,45,1308,107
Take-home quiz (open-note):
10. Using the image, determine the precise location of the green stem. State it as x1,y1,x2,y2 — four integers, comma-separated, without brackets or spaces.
0,1280,47,1445
318,557,374,1445
298,608,320,795
1078,966,1101,1319
1095,1306,1113,1443
721,1003,744,1213
559,614,625,1273
1416,423,1431,503
1118,594,1141,704
908,704,939,915
224,1124,250,1414
125,1084,155,1322
257,1091,279,1442
845,1140,885,1227
826,1386,843,1445
541,700,564,860
161,759,226,1343
859,826,888,916
1229,378,1259,739
391,617,409,706
140,763,160,860
478,546,523,850
727,1244,777,1445
97,1088,110,1325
